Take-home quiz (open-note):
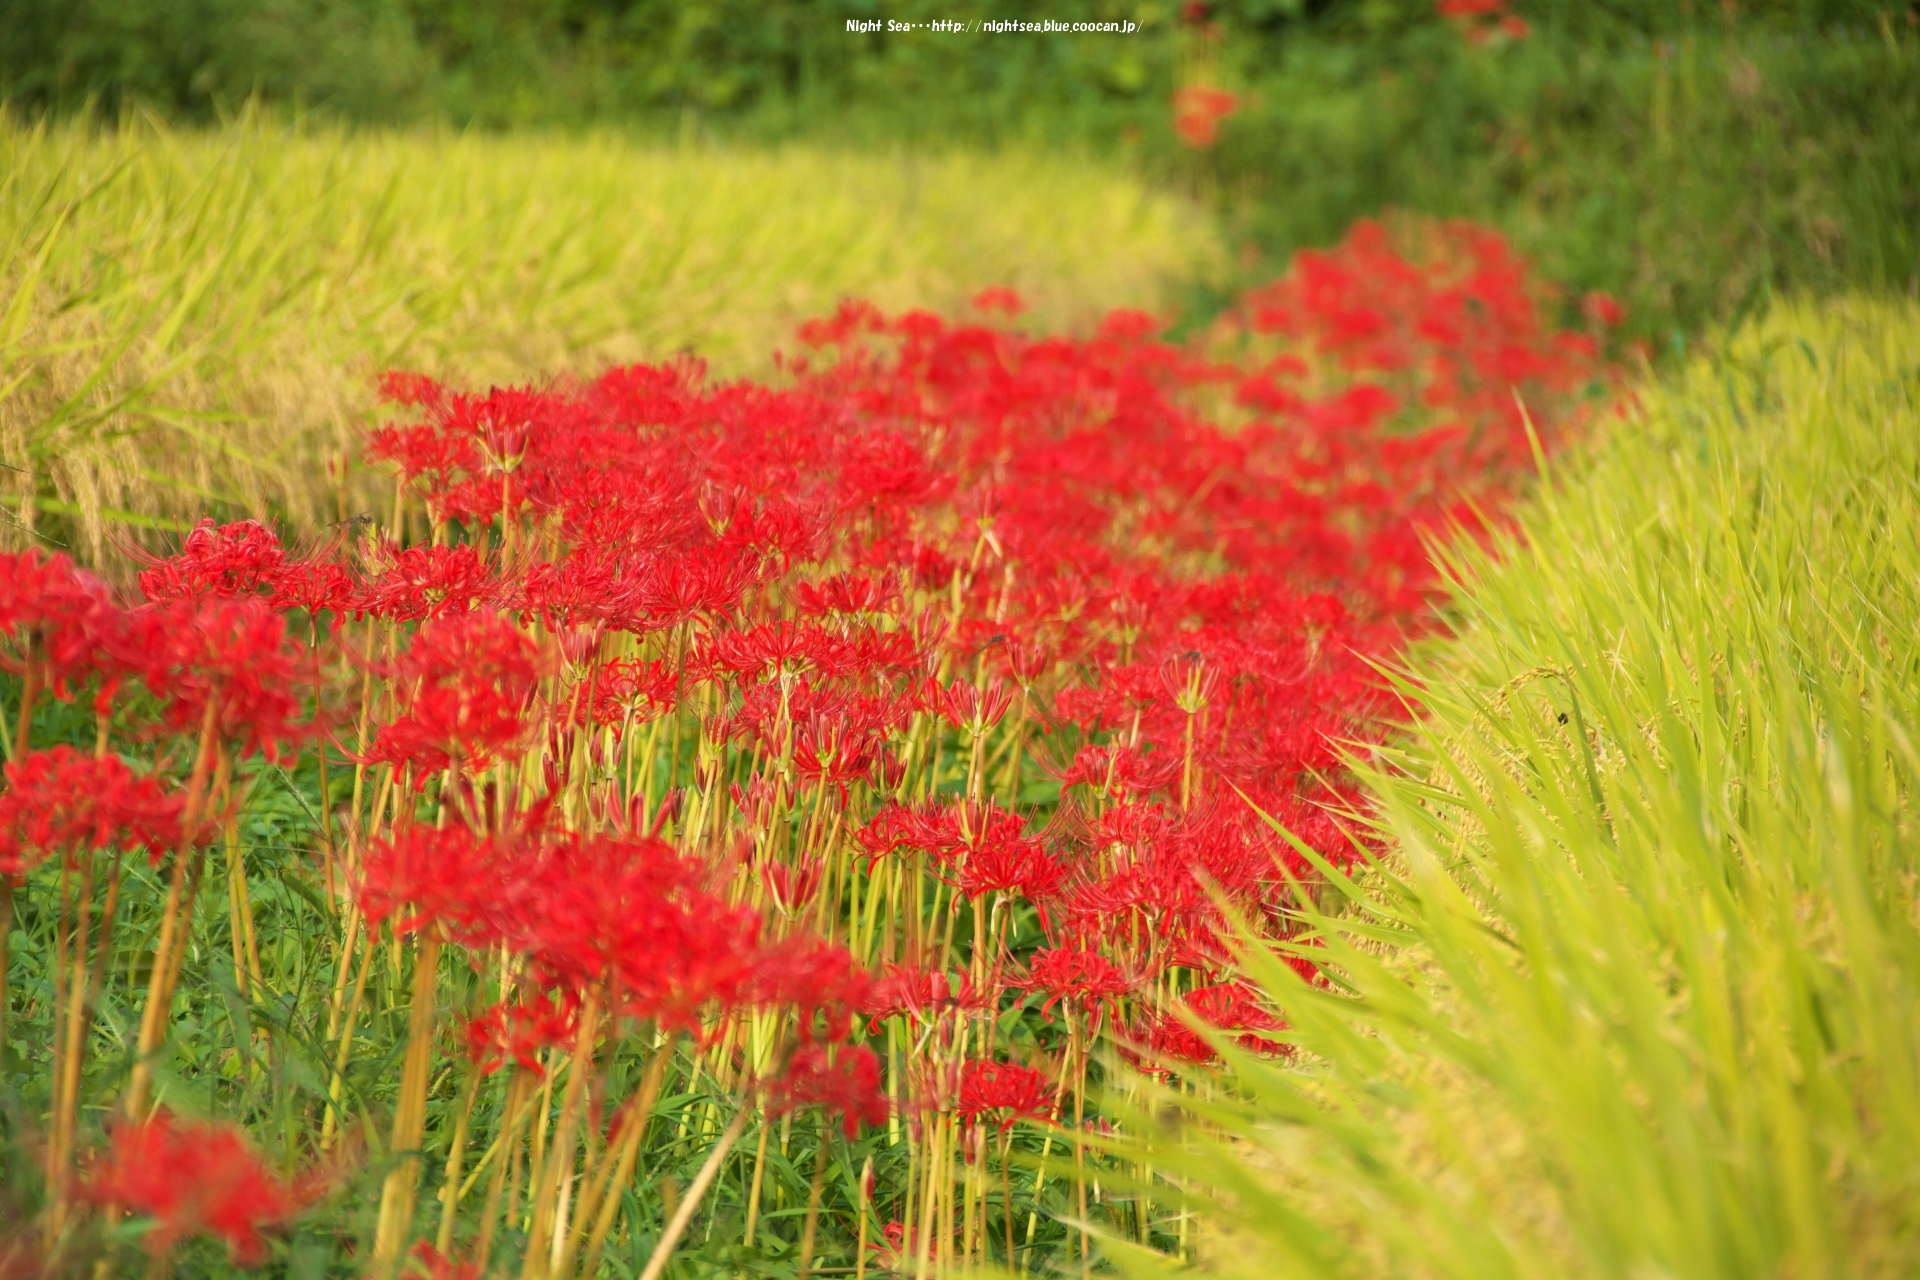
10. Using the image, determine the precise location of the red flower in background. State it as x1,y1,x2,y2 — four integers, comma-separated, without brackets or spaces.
1436,0,1530,43
367,608,545,775
83,1110,308,1264
465,993,580,1076
0,746,184,877
1583,290,1627,328
0,550,124,696
124,596,316,760
957,1059,1055,1129
1173,85,1240,147
767,1043,889,1138
356,822,512,942
137,518,286,602
1022,948,1137,1017
971,286,1026,318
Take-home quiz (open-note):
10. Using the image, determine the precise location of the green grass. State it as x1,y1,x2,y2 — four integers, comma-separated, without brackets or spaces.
1116,295,1920,1279
0,109,1216,558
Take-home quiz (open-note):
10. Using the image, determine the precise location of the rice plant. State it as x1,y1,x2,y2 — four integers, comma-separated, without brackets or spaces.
1114,295,1920,1280
0,108,1215,558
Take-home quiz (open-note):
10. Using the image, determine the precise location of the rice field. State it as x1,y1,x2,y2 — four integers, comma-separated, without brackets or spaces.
0,110,1217,557
1127,295,1920,1280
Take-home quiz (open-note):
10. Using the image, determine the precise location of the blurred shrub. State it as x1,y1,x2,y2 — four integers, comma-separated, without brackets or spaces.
1201,23,1919,349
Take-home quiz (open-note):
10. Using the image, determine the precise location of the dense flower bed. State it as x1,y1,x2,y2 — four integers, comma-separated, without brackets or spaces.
0,219,1619,1275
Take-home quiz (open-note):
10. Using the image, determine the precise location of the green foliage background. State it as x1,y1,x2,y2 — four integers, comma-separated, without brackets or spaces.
5,0,1916,343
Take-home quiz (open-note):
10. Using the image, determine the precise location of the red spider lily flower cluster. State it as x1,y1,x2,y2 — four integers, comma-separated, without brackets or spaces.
0,550,125,699
0,746,182,877
957,1060,1055,1130
82,1111,310,1264
766,1043,890,1138
2,216,1616,1272
333,216,1605,1248
365,609,546,776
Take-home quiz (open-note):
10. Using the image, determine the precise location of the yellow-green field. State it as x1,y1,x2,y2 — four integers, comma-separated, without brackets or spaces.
0,110,1217,556
1122,296,1920,1280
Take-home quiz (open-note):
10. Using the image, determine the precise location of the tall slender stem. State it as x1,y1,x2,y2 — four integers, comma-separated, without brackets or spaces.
434,1064,482,1257
520,992,601,1279
45,849,95,1237
371,933,444,1275
320,926,376,1151
125,704,219,1121
571,1046,671,1280
0,879,12,1080
742,1101,771,1250
476,1068,534,1269
797,1123,829,1280
636,1106,749,1280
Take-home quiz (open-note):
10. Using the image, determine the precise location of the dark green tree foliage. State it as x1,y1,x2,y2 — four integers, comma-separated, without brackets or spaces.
3,0,1898,123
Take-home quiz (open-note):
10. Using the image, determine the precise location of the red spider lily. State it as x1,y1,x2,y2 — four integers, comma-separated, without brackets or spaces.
1130,981,1290,1069
1583,290,1627,328
354,542,496,622
952,833,1066,903
359,823,829,1032
1172,85,1240,147
970,287,1025,318
761,856,825,912
855,799,1036,876
1021,948,1137,1018
378,370,447,412
405,1243,482,1280
859,798,1065,900
1055,742,1180,799
356,822,516,942
702,619,854,680
766,1043,889,1138
855,801,943,864
747,935,874,1039
507,832,848,1033
0,549,124,696
465,992,580,1076
122,596,316,761
0,746,185,877
864,965,996,1029
792,571,901,618
1185,980,1284,1034
367,421,478,487
791,715,886,790
268,558,357,619
136,518,286,602
956,1059,1055,1130
936,678,1014,735
82,1110,308,1264
590,657,681,724
367,609,546,776
1131,1012,1217,1066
